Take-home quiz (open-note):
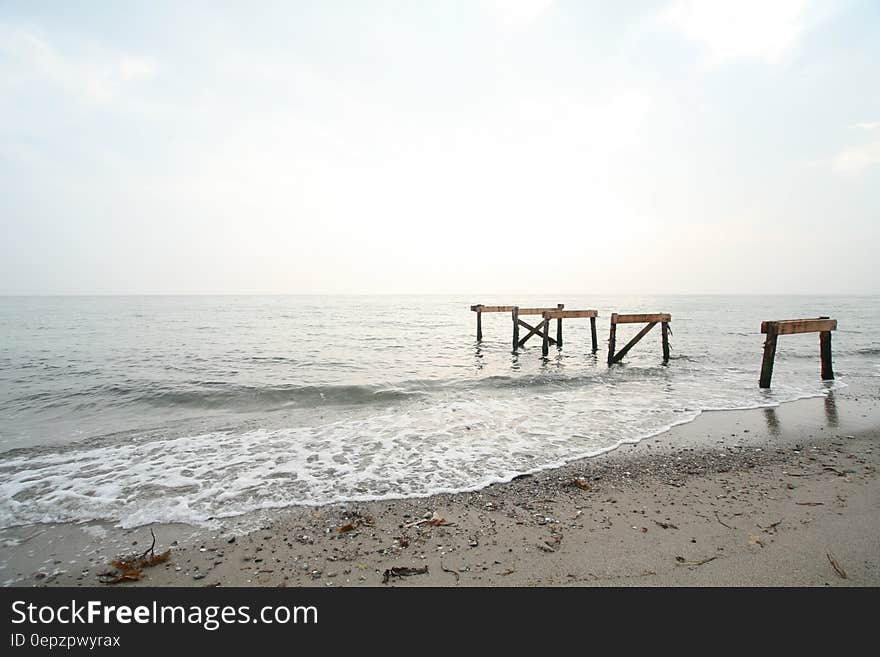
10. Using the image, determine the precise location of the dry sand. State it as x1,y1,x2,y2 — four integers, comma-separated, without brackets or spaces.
4,380,878,587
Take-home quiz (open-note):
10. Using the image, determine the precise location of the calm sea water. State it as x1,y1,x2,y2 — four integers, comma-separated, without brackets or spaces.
1,295,877,529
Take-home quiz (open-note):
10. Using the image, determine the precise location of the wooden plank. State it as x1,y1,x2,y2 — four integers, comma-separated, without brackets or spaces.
471,305,561,314
471,305,516,313
759,326,779,388
514,307,563,315
761,318,837,335
613,313,671,324
541,309,598,319
820,331,834,380
610,322,657,364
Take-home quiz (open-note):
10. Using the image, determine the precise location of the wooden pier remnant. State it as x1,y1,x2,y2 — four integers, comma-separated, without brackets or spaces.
470,305,521,341
469,304,564,349
511,305,565,353
759,317,837,388
607,313,672,365
540,310,599,357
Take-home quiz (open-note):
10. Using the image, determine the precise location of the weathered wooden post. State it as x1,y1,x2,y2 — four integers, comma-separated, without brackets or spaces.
607,313,617,365
758,317,836,388
542,316,550,357
511,306,520,353
661,321,670,362
820,330,834,380
556,303,564,348
471,304,483,341
590,316,598,353
759,323,779,389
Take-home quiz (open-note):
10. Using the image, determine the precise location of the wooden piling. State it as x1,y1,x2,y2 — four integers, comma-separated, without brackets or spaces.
607,314,617,365
661,322,670,362
556,303,564,348
476,307,482,342
511,307,520,353
759,325,779,389
590,316,598,353
542,317,550,357
820,331,834,380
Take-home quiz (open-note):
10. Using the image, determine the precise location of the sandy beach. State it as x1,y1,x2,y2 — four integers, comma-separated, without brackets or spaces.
3,380,878,588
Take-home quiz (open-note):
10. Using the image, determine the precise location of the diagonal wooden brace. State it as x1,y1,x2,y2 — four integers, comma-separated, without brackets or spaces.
609,322,657,364
517,318,557,347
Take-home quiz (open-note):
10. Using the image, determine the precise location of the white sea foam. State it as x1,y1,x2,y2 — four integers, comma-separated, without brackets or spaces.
0,378,838,529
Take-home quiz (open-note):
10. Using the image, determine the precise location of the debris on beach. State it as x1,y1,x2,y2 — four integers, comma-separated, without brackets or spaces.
382,566,429,584
98,529,171,584
674,555,718,567
440,561,461,582
404,511,452,529
826,553,847,579
653,520,678,530
572,478,591,491
336,511,374,533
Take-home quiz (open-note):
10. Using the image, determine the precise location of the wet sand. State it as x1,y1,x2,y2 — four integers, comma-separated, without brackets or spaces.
4,380,878,587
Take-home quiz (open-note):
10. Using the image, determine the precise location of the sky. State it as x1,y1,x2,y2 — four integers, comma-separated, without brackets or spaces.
1,0,878,295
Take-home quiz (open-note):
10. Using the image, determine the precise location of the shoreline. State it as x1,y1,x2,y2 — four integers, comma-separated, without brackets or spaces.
3,379,878,587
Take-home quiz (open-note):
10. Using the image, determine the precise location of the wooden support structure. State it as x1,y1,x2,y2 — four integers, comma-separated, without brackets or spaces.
471,304,562,344
759,317,836,388
540,309,599,356
512,306,562,353
607,313,672,365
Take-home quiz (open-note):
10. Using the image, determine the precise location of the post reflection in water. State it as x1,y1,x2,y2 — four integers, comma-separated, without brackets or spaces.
824,391,839,428
763,407,781,436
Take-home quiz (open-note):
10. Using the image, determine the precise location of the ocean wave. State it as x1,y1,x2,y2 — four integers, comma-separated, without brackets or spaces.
4,381,428,413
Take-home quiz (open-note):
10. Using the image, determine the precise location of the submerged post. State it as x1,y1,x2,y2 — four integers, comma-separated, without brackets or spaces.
556,303,564,348
607,313,618,365
661,321,670,363
511,307,520,353
590,316,598,353
542,316,550,357
471,304,483,341
759,325,779,389
820,331,834,380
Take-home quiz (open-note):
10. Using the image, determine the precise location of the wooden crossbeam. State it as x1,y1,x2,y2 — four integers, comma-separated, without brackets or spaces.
541,309,597,319
517,307,563,316
471,305,515,313
759,317,837,388
613,313,671,324
517,318,557,347
760,318,837,335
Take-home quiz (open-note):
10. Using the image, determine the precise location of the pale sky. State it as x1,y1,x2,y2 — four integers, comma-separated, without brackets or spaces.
1,0,878,295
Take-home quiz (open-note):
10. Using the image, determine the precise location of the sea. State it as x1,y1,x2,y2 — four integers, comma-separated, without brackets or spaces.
1,295,877,530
